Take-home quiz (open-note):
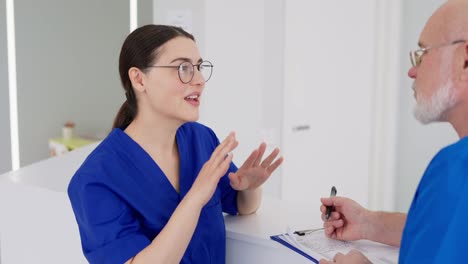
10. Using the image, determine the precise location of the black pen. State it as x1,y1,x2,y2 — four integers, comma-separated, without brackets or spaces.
293,227,324,236
325,186,337,220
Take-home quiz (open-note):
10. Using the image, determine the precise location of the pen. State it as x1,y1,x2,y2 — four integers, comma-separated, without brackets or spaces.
325,186,337,220
293,227,324,236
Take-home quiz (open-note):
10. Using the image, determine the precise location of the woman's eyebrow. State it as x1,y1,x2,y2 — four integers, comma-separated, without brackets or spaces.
169,57,203,64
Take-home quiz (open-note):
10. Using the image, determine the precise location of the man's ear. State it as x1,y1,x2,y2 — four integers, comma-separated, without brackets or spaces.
465,44,468,69
128,67,146,93
461,44,468,82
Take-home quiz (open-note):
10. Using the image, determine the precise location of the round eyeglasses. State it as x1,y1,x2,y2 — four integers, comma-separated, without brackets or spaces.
148,60,213,84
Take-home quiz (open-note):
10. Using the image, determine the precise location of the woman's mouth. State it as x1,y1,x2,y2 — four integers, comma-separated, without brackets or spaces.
185,94,200,106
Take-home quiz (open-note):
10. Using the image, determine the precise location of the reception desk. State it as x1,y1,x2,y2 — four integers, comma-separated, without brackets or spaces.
225,197,322,263
0,144,321,263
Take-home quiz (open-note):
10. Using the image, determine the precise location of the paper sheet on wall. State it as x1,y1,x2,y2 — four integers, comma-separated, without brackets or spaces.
166,10,193,33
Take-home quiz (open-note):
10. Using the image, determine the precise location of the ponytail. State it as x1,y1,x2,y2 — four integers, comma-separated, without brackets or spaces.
112,100,136,129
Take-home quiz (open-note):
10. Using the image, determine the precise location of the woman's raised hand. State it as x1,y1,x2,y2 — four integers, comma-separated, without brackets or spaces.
188,132,238,206
228,143,283,191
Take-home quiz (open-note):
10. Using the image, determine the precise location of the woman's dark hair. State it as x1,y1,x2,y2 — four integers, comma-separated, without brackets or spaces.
112,25,195,129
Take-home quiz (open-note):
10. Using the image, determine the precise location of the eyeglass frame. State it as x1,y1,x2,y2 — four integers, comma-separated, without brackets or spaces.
148,60,214,84
410,39,466,67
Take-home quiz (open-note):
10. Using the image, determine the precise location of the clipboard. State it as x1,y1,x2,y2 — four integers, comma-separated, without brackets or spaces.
271,233,319,263
270,228,399,264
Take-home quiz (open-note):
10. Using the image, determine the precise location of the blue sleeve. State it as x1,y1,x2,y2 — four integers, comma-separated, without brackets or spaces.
204,125,239,215
68,178,150,264
219,162,239,215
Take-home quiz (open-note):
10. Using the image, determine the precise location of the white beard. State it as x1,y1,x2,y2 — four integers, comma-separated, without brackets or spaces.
413,79,456,124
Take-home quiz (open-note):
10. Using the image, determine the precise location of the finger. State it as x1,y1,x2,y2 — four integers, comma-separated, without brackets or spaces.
320,197,334,206
324,221,336,230
229,139,239,155
228,172,241,187
329,219,344,229
260,147,280,168
323,211,341,221
242,149,259,168
324,218,344,229
219,132,235,148
330,211,341,220
324,225,335,237
213,152,234,180
229,172,247,190
321,213,327,222
214,132,237,155
321,206,342,223
204,152,233,185
266,156,283,174
220,136,238,156
320,204,339,215
212,137,238,165
320,196,344,207
253,143,267,166
210,132,235,158
220,152,234,170
319,259,331,264
320,204,327,213
334,253,344,262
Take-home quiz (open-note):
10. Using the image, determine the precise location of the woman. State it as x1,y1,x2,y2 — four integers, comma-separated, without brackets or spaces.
68,24,283,264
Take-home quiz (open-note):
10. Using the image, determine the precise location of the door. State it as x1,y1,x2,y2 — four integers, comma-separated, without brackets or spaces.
282,0,376,205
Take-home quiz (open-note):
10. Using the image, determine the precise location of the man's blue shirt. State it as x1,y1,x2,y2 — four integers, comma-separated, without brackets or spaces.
400,137,468,263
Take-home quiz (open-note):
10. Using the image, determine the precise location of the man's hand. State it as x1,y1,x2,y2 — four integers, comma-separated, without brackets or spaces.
319,250,371,264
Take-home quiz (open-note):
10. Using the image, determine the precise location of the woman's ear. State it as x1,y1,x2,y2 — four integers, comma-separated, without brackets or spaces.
128,67,146,93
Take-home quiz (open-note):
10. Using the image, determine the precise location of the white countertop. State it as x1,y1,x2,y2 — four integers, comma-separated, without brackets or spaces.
0,144,323,263
225,196,322,244
1,142,99,192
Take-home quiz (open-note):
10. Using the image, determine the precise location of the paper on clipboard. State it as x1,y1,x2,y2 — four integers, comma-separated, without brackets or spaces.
271,228,399,264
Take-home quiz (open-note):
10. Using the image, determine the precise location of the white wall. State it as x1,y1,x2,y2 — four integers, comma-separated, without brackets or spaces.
14,0,128,167
3,0,454,211
0,0,12,174
367,0,402,211
202,0,283,197
153,0,206,55
154,0,284,197
261,0,285,196
0,1,154,170
152,0,405,206
138,0,154,27
395,0,458,212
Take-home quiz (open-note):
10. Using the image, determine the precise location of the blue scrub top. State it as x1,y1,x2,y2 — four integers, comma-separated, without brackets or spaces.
399,137,468,263
68,122,238,264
